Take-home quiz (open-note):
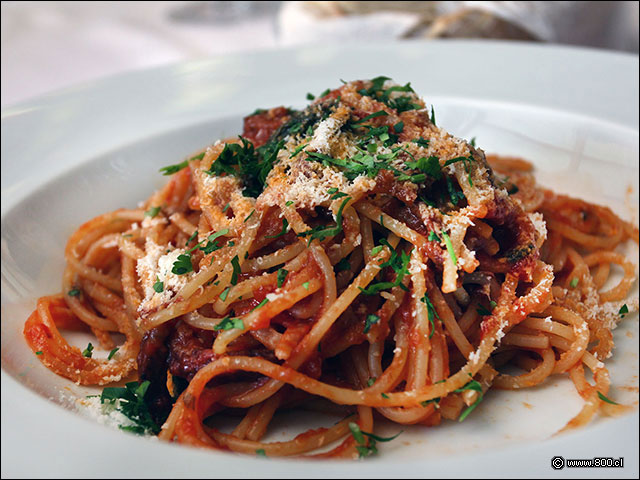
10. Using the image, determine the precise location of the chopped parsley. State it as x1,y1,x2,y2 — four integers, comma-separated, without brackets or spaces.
230,256,241,285
100,381,160,435
277,269,289,288
358,76,421,113
428,231,441,242
352,110,388,125
367,378,376,387
298,196,351,245
302,282,310,290
476,304,493,316
420,294,441,339
219,287,231,302
158,152,205,176
266,218,289,239
285,200,294,207
335,258,351,272
82,342,94,358
441,231,457,266
289,142,309,158
251,298,269,312
420,397,441,407
68,288,81,297
393,121,404,133
222,203,230,213
214,315,244,331
359,242,411,295
256,449,267,457
204,136,282,198
406,155,441,181
186,229,199,246
412,137,430,148
35,351,43,355
171,254,193,275
244,210,255,223
430,105,436,125
153,277,164,293
348,422,402,459
198,228,229,255
144,206,161,218
364,314,380,333
454,375,484,422
597,391,619,405
327,187,348,200
108,347,119,360
569,277,579,288
619,304,629,318
306,92,315,100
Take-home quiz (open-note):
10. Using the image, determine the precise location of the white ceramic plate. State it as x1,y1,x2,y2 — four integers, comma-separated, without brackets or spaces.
2,41,639,478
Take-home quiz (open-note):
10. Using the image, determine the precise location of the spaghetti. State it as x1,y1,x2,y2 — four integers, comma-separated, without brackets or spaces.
24,78,639,458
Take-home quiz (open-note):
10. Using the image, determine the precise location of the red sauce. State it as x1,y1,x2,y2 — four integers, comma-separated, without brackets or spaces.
242,106,290,147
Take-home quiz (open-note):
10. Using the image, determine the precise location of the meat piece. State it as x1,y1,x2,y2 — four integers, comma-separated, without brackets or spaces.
167,321,216,380
137,322,174,425
242,106,291,147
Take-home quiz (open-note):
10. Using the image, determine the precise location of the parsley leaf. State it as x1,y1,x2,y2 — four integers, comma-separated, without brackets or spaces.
108,347,119,360
171,254,193,275
348,422,402,459
364,314,380,333
298,197,351,245
230,256,241,285
68,288,81,297
406,156,441,181
158,152,205,176
153,278,164,293
420,294,441,339
441,231,457,266
454,376,484,422
214,315,244,331
277,269,289,288
82,342,94,358
144,206,161,218
266,218,289,239
100,381,160,435
335,258,351,272
412,137,430,148
619,304,629,317
597,391,619,405
570,277,579,288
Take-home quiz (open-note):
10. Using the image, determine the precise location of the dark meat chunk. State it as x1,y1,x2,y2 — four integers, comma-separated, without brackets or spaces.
242,106,291,148
137,322,174,425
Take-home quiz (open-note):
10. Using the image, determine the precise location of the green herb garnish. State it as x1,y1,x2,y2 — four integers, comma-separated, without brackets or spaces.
230,255,241,285
108,347,119,360
153,277,164,293
441,231,457,266
82,342,94,358
619,304,629,318
100,380,160,435
364,314,380,334
171,254,193,275
144,206,161,218
277,269,288,288
298,197,350,245
214,315,244,331
597,391,619,405
266,218,289,239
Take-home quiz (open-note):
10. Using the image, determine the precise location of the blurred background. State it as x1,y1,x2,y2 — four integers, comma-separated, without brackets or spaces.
2,1,638,107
